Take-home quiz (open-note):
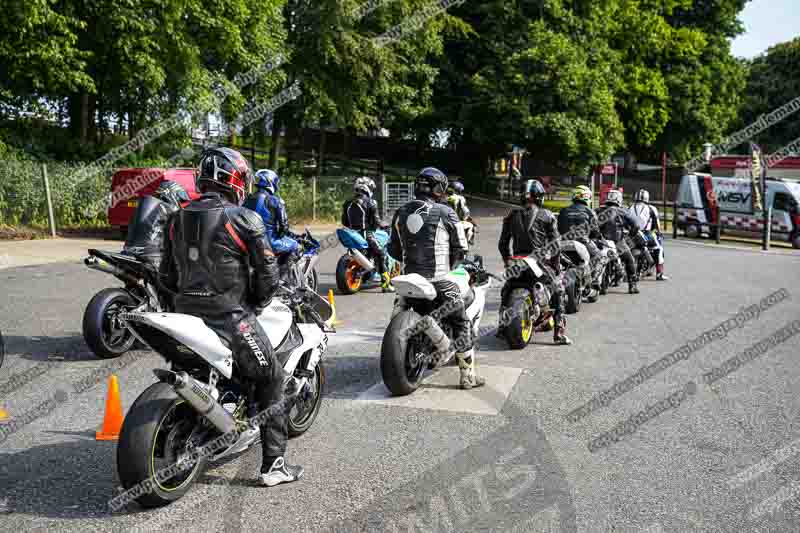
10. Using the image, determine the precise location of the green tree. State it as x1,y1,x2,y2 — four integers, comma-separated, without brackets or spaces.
739,36,800,153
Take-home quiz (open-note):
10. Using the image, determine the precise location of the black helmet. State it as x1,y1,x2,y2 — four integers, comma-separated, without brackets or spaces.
197,147,253,205
154,180,190,208
414,167,449,199
525,179,546,207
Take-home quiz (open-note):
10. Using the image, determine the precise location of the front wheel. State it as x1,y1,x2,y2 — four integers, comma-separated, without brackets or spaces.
83,288,138,359
288,364,325,437
117,382,207,508
505,290,535,350
305,266,320,293
335,255,363,294
381,310,427,396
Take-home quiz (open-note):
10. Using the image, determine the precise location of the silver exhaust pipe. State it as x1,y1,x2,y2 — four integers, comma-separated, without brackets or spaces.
153,369,237,434
350,249,374,271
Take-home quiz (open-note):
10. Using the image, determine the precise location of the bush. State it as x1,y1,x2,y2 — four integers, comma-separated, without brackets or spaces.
277,168,347,223
0,154,111,228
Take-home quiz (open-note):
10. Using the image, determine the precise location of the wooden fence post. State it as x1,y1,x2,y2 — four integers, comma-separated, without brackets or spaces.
312,175,317,222
42,164,57,238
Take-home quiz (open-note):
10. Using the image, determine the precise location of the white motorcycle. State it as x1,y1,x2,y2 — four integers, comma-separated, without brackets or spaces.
116,285,332,508
380,257,493,396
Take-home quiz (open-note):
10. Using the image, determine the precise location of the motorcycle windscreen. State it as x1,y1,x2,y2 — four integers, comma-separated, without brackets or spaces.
123,196,170,255
306,290,334,323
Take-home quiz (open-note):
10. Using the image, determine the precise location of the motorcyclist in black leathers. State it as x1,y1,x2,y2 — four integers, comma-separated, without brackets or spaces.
161,147,303,487
557,185,603,290
596,189,651,294
388,167,484,389
122,180,190,268
341,177,394,293
499,179,572,345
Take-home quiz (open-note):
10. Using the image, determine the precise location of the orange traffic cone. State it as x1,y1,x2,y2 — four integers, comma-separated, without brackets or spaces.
96,375,124,441
327,289,343,326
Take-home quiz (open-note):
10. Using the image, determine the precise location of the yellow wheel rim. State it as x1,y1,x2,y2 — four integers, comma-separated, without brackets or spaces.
520,297,534,343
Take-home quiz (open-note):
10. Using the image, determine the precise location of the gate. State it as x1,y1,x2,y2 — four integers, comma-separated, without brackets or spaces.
382,182,414,219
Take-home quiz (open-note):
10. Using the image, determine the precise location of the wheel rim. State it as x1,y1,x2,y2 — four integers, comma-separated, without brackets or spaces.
405,336,426,384
305,269,317,291
520,297,534,342
345,260,362,291
150,401,203,492
289,367,321,426
103,300,134,349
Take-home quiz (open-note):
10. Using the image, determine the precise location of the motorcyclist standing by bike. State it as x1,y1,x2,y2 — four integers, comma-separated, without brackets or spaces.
596,189,651,294
122,180,191,269
341,177,394,293
629,188,668,281
498,179,572,345
161,148,303,487
557,185,603,290
388,167,484,389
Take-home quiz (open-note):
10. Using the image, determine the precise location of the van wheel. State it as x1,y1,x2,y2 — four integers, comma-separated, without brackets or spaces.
792,234,800,250
685,224,700,239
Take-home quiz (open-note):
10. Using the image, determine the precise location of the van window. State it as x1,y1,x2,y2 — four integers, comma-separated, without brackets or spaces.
773,192,798,213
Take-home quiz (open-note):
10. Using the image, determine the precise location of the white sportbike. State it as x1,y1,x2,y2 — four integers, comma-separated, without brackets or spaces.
116,285,332,507
380,257,493,396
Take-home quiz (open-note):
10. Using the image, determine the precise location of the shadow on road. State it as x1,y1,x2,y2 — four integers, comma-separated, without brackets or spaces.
0,440,120,518
4,334,95,363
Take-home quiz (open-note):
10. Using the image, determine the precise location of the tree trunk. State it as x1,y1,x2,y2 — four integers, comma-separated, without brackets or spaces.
268,114,282,169
318,128,327,177
68,93,90,143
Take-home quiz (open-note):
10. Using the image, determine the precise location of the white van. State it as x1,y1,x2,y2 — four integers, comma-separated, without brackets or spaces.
676,173,800,248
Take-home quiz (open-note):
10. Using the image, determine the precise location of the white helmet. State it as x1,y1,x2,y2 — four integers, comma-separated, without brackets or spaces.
605,189,623,206
353,176,375,197
634,188,650,203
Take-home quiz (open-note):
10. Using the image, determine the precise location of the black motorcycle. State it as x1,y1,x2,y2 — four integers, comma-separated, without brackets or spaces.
83,250,166,359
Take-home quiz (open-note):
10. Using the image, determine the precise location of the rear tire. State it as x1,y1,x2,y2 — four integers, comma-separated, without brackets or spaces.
565,270,581,314
335,255,362,295
504,290,534,350
792,234,800,250
117,383,207,508
381,310,426,396
685,224,700,239
83,288,137,359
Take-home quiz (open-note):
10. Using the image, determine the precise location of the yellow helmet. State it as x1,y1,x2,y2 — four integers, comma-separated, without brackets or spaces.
572,185,592,203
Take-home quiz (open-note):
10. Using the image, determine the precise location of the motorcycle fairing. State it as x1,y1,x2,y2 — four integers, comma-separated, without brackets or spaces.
257,300,294,348
122,312,234,378
336,228,390,250
391,273,438,300
281,324,327,373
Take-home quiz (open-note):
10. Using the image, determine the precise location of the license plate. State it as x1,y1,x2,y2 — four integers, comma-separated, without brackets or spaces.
127,201,138,208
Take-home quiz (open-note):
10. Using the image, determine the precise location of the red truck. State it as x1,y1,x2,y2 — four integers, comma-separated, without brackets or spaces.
108,168,199,235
